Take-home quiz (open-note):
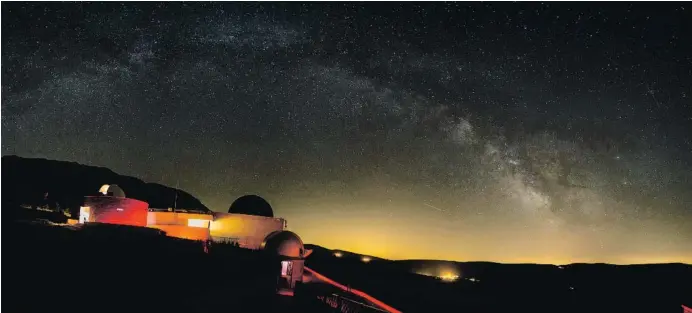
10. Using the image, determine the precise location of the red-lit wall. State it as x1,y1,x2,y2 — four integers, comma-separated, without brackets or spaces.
83,196,149,227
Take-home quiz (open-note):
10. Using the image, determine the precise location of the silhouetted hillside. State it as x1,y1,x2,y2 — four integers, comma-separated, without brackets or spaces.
305,246,692,313
304,244,386,262
2,155,209,215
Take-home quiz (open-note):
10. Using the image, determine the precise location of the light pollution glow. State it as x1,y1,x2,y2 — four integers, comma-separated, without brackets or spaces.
267,126,692,265
4,3,691,266
200,122,691,265
269,168,692,265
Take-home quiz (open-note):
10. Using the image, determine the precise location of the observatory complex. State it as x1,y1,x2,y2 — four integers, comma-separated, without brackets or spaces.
74,184,400,313
78,184,307,296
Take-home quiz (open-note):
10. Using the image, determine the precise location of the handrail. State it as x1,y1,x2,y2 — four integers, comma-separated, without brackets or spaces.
330,293,390,312
304,266,402,313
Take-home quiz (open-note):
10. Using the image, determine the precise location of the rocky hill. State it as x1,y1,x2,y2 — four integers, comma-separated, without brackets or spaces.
2,155,209,216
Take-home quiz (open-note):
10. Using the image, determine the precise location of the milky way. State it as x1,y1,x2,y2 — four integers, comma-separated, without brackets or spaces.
3,2,691,263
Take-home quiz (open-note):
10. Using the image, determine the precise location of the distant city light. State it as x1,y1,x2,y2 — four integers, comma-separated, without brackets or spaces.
361,256,372,263
334,251,343,257
438,272,459,282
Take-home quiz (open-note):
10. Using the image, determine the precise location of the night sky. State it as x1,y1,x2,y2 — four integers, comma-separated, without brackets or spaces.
3,2,691,264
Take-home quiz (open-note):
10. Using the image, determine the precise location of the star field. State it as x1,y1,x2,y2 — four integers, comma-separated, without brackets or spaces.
2,2,691,263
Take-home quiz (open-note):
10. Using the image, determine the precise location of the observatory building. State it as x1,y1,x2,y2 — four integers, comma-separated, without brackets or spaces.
145,195,287,246
80,187,288,247
261,230,307,296
79,184,149,227
77,186,307,296
146,209,212,241
210,195,287,249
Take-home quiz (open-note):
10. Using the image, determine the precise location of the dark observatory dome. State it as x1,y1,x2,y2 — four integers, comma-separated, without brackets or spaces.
261,231,304,258
228,195,274,217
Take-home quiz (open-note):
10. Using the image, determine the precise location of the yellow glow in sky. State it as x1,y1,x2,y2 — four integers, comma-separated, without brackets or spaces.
279,194,692,265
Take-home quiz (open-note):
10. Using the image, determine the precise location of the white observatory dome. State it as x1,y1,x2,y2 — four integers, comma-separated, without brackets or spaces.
98,184,126,198
261,231,304,258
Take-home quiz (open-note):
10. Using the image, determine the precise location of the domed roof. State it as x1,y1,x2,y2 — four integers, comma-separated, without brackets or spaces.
261,231,304,258
99,184,126,198
228,195,274,217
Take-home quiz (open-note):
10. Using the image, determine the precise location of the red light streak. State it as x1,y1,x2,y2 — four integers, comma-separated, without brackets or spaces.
304,266,402,313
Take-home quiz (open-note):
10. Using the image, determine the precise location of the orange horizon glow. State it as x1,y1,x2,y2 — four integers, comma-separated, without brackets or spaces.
307,242,692,265
274,196,692,265
294,230,692,265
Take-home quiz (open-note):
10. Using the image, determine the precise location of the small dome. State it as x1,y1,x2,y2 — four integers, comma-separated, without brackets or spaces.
261,231,304,258
228,195,274,217
99,184,126,198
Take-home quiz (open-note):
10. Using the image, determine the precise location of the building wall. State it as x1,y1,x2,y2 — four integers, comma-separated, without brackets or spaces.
82,196,149,227
210,213,285,249
147,211,212,226
147,224,210,241
79,197,288,247
146,211,212,241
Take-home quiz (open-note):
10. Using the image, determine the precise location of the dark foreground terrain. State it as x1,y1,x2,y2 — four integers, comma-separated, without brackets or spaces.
3,220,306,313
305,245,692,313
4,215,690,313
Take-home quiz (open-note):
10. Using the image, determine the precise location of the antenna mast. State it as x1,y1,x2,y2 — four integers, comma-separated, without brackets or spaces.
174,178,179,211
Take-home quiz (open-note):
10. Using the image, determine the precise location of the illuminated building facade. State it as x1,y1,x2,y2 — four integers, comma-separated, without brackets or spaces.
77,186,306,296
72,185,400,311
79,186,287,247
210,213,286,248
147,209,212,241
208,195,287,248
79,185,149,227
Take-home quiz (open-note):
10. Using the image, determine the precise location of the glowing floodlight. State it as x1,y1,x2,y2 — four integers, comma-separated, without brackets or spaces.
334,251,343,258
361,256,372,263
188,219,210,228
79,206,91,224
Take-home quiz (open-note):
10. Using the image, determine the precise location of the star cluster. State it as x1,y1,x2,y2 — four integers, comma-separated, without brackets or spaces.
2,2,691,263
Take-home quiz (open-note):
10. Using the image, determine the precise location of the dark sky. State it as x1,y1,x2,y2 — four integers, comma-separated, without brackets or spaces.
2,2,691,263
